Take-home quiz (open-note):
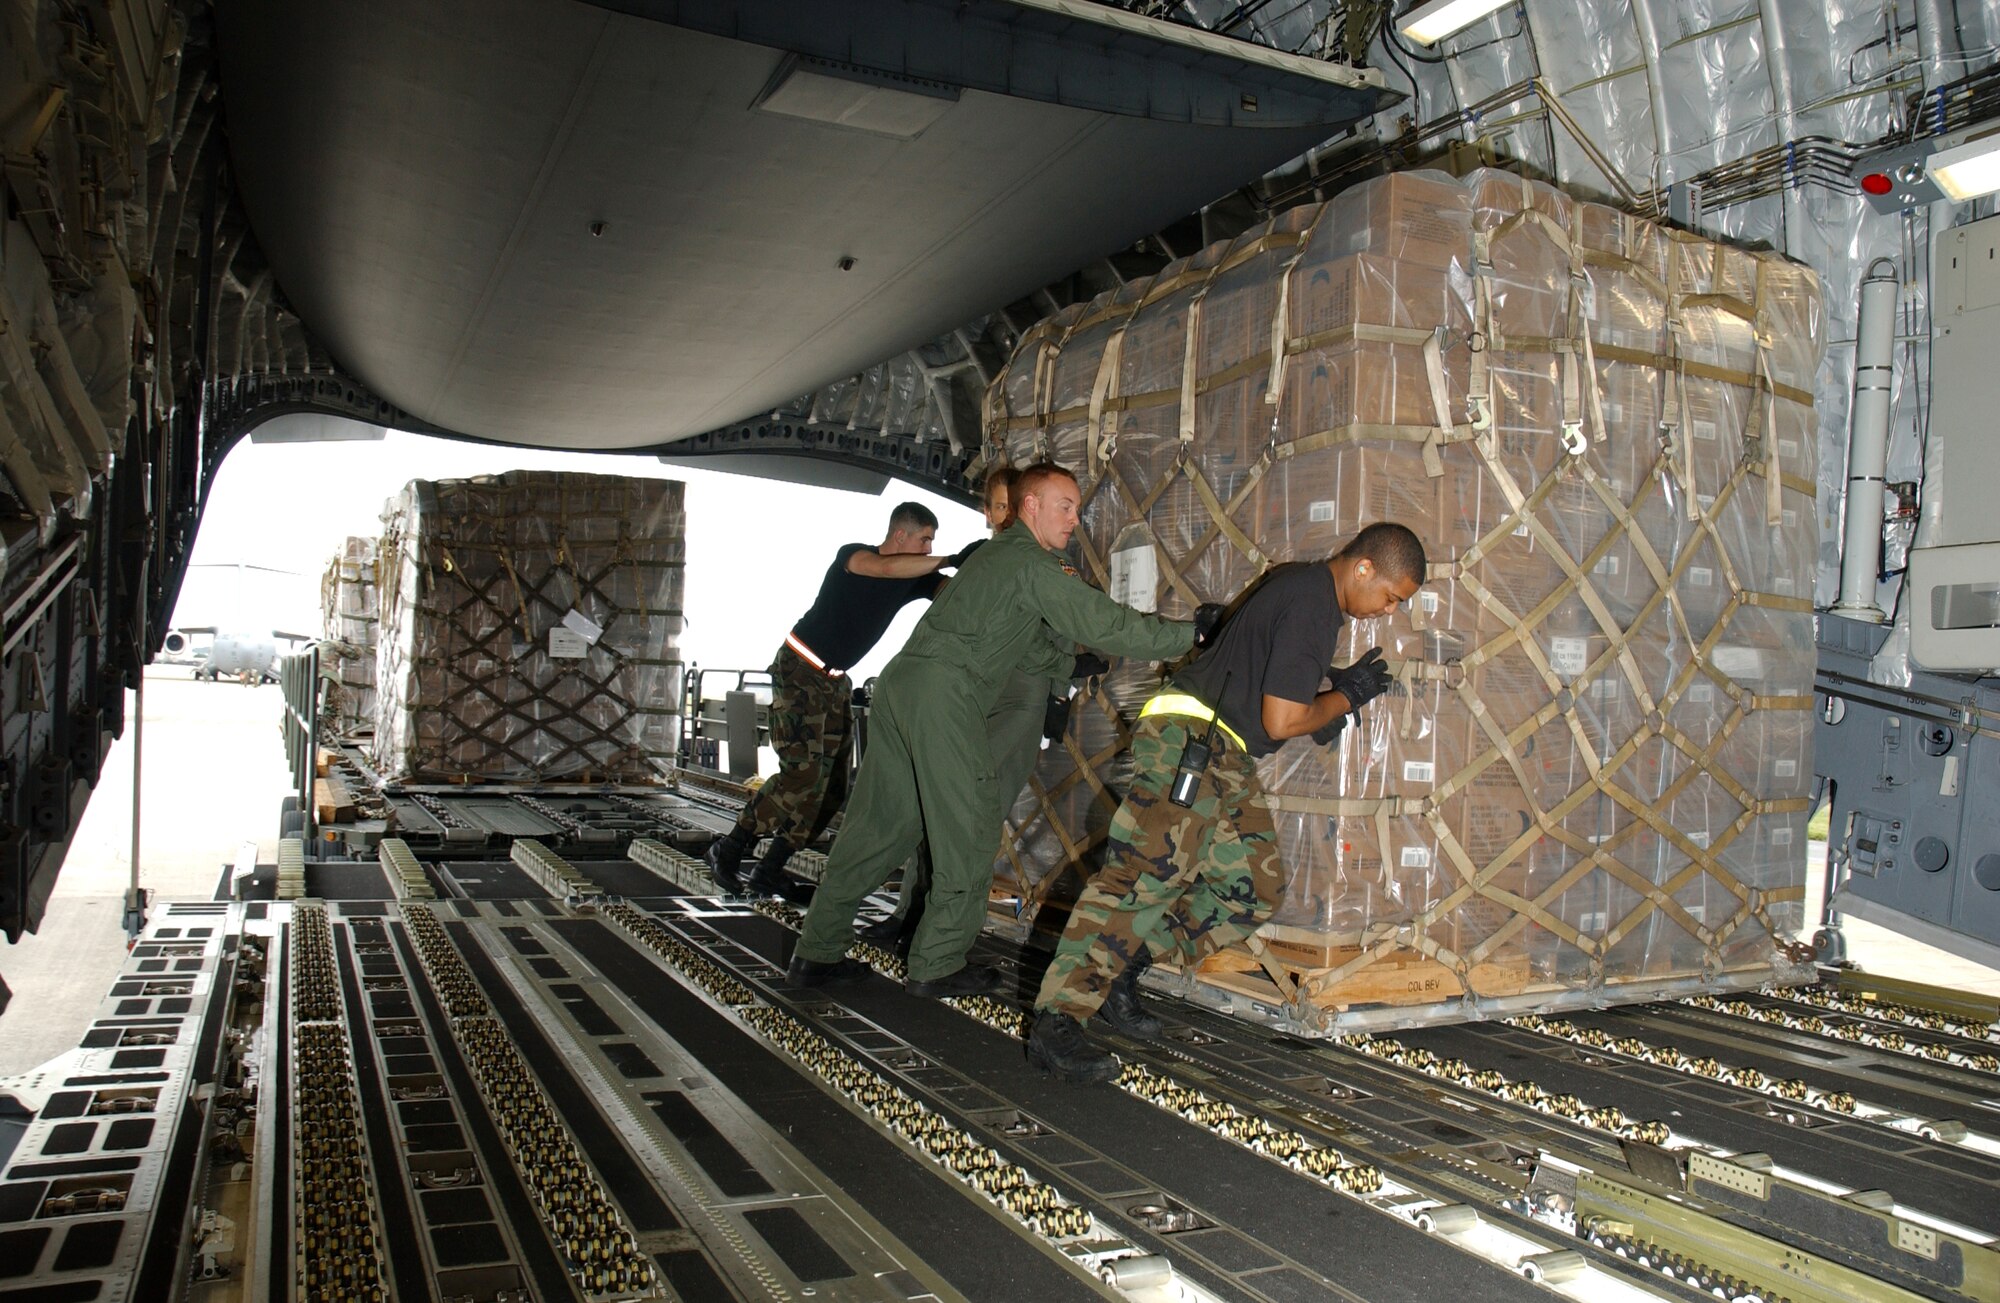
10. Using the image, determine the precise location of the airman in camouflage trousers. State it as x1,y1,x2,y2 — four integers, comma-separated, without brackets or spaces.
1034,714,1282,1020
734,644,852,851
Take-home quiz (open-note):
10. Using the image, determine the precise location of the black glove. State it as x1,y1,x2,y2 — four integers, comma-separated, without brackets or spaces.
1311,713,1348,746
945,538,986,569
1042,693,1073,744
1193,601,1227,646
1071,651,1110,680
1330,646,1391,714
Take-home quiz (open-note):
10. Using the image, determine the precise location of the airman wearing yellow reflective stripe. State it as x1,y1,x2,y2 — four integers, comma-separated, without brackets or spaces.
1028,523,1428,1085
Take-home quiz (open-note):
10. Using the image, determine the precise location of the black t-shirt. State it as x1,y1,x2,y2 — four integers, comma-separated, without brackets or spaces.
789,543,946,671
1172,563,1344,757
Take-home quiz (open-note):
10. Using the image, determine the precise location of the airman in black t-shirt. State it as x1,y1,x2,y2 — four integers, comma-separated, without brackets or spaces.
1028,522,1428,1085
705,503,957,896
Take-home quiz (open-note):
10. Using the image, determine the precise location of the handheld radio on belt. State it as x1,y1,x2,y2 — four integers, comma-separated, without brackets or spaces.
1168,673,1230,808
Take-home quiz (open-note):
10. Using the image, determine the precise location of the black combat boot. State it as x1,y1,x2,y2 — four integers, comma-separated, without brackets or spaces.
1097,951,1162,1040
787,953,871,986
703,828,751,892
855,912,907,942
904,963,1002,998
1025,1011,1119,1085
856,897,922,950
743,838,795,897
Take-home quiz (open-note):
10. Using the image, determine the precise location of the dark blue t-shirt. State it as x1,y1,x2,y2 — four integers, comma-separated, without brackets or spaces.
789,543,945,671
1172,562,1344,757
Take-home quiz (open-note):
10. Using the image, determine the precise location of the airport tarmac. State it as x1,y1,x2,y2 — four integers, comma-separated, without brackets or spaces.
0,665,292,1074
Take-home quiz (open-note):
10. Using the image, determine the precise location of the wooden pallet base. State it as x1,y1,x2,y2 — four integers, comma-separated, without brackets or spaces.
1174,943,1797,1016
1183,944,1539,1012
314,776,356,825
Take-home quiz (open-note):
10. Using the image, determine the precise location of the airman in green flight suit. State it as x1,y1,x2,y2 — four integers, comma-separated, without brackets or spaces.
856,466,1108,951
791,462,1202,997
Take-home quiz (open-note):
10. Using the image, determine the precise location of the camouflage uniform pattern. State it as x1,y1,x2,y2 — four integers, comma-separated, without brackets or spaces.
1035,714,1282,1020
733,644,851,852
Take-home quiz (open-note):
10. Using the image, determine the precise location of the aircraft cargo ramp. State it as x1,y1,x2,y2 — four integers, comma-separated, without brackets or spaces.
6,790,2000,1303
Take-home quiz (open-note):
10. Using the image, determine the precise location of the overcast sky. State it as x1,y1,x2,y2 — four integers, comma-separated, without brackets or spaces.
174,418,984,685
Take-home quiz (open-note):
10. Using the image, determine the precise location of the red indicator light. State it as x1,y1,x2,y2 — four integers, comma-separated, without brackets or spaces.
1861,172,1894,196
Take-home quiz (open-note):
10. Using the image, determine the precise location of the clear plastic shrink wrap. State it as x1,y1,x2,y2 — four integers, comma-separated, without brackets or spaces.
985,169,1821,1029
319,536,380,737
372,471,686,784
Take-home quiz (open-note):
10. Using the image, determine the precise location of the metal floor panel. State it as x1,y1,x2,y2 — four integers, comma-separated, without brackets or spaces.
1402,1021,2000,1233
545,917,1104,1302
694,909,1560,1303
443,798,566,838
29,825,2000,1303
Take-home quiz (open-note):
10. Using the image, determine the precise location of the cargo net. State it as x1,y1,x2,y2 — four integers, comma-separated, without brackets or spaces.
318,535,379,738
982,168,1822,1028
372,471,686,784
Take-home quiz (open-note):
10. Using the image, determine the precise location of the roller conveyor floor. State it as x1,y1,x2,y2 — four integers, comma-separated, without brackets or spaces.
7,832,2000,1303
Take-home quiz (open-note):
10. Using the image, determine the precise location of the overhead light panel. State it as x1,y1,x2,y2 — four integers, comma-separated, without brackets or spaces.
1927,127,2000,202
1396,0,1516,46
753,55,958,141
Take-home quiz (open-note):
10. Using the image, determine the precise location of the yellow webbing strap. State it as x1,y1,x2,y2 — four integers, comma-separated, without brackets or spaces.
1750,262,1786,528
1679,292,1758,320
1266,205,1332,409
1140,692,1247,752
1088,317,1130,472
1182,461,1269,570
1420,328,1457,478
1469,231,1495,431
1178,285,1208,445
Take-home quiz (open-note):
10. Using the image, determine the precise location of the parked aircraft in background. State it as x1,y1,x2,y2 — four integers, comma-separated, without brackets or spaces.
155,627,314,683
157,563,313,682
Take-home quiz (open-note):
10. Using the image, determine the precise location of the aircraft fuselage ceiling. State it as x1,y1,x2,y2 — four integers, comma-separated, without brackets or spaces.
0,0,1385,940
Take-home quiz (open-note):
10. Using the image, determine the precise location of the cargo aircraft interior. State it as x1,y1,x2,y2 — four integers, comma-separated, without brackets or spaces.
2,2,1999,1301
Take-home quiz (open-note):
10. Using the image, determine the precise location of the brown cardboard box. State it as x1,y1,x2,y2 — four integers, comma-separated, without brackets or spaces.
1579,201,1669,281
1276,339,1455,439
1324,170,1473,268
1594,264,1668,353
1469,168,1576,231
1289,252,1464,339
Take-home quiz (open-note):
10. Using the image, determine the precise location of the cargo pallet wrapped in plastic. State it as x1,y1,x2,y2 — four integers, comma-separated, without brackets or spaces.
982,168,1822,1031
319,535,380,738
372,471,686,784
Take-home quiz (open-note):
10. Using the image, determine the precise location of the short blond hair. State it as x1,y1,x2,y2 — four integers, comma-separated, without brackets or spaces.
1013,462,1076,509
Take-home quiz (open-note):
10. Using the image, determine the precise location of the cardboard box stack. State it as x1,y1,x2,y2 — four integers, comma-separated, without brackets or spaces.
985,168,1822,1028
372,471,686,784
319,536,380,737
